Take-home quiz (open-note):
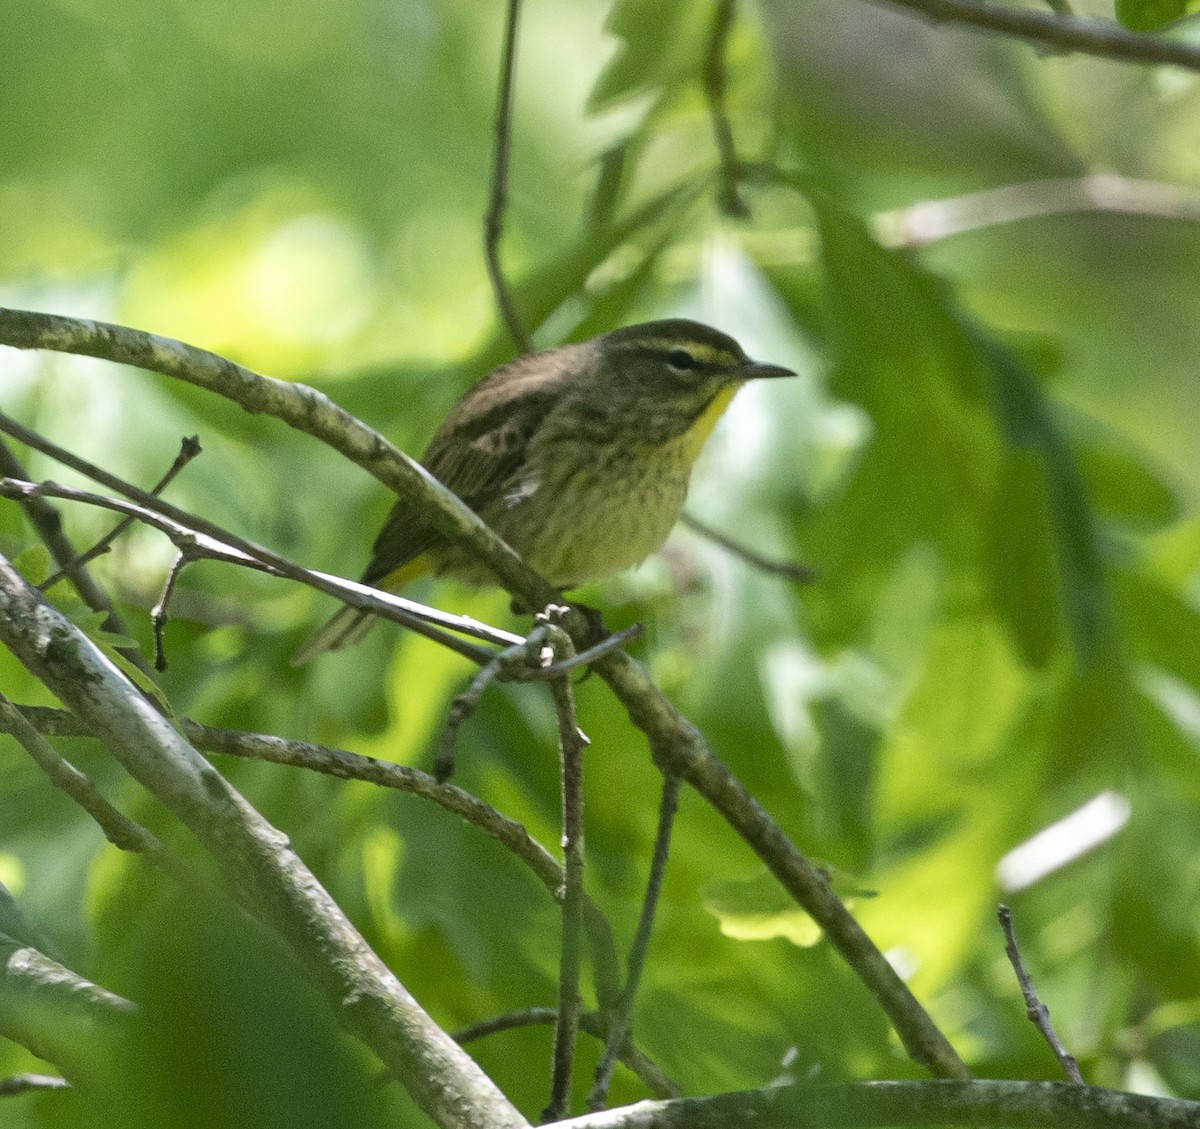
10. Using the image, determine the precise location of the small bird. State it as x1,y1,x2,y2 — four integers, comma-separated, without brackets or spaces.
293,319,794,663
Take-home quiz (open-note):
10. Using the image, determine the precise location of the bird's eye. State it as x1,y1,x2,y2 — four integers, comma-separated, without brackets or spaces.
666,349,696,371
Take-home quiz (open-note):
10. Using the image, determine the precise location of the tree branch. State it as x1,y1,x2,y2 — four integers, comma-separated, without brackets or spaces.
0,693,199,889
455,1008,680,1101
40,433,201,592
998,904,1084,1084
874,174,1200,249
484,0,532,352
0,555,528,1129
680,513,816,583
552,1079,1200,1129
0,436,151,675
0,308,555,608
878,0,1200,71
544,615,588,1123
595,650,970,1080
0,469,512,664
703,0,750,219
0,930,136,1086
0,1074,71,1097
588,774,680,1111
3,702,623,1018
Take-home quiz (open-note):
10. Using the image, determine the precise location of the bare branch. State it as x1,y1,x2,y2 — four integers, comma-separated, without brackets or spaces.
0,436,151,676
875,174,1200,249
0,309,554,608
551,1079,1200,1129
0,693,196,887
525,622,644,679
703,0,750,219
3,701,623,1017
998,904,1084,1084
0,1074,70,1097
151,549,189,671
455,1008,680,1101
41,434,201,592
484,0,532,353
589,773,680,1111
0,555,529,1129
544,612,588,1123
595,649,970,1080
0,472,511,664
878,0,1200,71
0,929,136,1086
438,642,525,782
680,513,816,584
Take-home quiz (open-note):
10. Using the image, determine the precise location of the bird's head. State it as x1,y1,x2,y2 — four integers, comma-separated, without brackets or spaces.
592,319,795,445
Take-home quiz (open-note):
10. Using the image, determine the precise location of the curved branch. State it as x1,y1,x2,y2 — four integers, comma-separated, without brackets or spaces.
879,0,1200,71
484,0,531,352
595,650,969,1080
0,307,555,609
0,306,964,1078
554,1078,1200,1129
0,467,512,663
0,437,151,675
3,703,623,1014
0,556,528,1129
454,1008,680,1101
0,931,136,1086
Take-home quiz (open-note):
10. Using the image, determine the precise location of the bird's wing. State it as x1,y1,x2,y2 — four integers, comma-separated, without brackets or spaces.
360,363,571,586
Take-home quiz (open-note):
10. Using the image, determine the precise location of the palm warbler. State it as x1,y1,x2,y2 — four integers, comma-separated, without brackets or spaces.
294,319,794,662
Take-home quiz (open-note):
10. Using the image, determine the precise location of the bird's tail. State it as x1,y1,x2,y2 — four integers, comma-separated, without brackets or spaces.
291,556,434,666
290,606,376,666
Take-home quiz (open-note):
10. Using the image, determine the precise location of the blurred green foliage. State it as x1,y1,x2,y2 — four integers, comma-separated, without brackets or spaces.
2,0,1200,1124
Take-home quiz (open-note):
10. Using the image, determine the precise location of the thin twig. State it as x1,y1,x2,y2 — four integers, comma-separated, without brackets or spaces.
0,309,553,607
0,467,512,665
484,0,531,353
0,415,526,653
875,174,1200,250
4,700,624,1013
0,437,151,676
524,622,644,679
437,642,524,782
454,1007,680,1100
703,0,750,219
878,0,1200,71
437,621,641,778
681,512,817,583
998,904,1084,1083
0,1074,70,1096
596,648,971,1080
588,772,681,1111
543,613,588,1124
41,434,201,591
0,693,195,887
151,549,190,671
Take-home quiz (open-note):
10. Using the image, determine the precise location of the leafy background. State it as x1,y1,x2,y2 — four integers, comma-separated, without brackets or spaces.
2,0,1200,1123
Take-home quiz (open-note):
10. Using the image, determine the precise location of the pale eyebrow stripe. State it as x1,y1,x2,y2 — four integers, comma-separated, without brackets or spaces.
638,339,739,367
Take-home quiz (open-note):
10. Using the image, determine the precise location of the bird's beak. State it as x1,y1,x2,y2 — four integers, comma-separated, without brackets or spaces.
742,360,796,380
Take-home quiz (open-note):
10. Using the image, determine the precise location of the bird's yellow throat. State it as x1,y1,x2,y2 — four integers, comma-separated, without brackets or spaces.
681,383,739,461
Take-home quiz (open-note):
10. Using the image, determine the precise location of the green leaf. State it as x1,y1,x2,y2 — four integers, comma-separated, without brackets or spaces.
987,448,1063,668
1073,423,1181,531
587,0,709,114
1115,0,1189,30
702,865,874,949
